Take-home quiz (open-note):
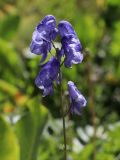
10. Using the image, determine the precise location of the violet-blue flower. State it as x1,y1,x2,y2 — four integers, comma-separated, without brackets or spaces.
68,81,87,115
58,21,83,68
30,15,58,62
35,57,60,96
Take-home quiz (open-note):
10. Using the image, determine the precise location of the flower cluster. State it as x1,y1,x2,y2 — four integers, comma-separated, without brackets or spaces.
30,15,86,115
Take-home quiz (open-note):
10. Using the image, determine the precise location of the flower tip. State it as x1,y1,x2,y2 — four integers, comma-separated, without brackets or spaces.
58,20,75,37
83,98,87,106
40,15,56,23
68,81,74,86
58,20,72,27
45,14,56,19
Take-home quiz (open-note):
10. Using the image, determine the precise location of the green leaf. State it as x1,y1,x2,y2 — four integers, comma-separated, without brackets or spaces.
110,21,120,56
0,39,24,76
78,143,93,160
0,116,20,160
15,109,36,160
96,153,115,160
107,0,120,6
15,99,48,160
0,14,20,40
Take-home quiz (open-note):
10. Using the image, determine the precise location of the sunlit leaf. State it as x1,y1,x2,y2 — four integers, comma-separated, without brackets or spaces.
0,116,20,160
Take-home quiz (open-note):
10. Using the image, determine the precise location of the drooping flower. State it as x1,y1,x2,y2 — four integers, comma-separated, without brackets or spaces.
30,15,58,62
58,21,83,68
68,81,87,115
35,57,60,96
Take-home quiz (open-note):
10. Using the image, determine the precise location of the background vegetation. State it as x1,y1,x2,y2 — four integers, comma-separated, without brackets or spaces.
0,0,120,160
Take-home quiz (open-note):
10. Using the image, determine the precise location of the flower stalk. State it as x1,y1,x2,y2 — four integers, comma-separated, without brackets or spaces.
60,71,67,160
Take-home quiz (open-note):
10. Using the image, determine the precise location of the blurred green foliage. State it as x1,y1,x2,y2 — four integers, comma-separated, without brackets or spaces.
0,0,120,160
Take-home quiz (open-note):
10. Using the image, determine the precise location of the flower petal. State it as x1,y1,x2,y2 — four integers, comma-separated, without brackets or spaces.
35,57,60,96
58,21,83,68
68,81,87,115
30,15,58,62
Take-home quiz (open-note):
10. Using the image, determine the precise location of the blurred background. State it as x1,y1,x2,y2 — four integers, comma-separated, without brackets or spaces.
0,0,120,160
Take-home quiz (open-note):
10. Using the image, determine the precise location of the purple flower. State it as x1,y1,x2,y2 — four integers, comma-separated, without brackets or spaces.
68,81,87,115
35,57,60,96
30,15,58,62
58,21,83,68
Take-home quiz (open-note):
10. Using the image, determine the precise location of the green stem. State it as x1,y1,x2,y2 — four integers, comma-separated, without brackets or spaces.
62,114,67,160
60,72,67,160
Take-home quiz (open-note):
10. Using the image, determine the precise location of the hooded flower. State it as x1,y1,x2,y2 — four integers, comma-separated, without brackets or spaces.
68,81,87,115
58,21,83,68
35,57,60,96
30,15,58,62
